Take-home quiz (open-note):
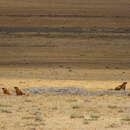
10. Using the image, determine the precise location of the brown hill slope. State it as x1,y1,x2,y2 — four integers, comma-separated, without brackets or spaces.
0,0,130,17
0,0,130,65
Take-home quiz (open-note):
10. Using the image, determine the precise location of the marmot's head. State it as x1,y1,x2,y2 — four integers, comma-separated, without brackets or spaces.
14,87,18,89
123,82,127,85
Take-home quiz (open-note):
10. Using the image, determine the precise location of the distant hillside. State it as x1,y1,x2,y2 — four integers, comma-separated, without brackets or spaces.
0,0,129,65
0,0,130,17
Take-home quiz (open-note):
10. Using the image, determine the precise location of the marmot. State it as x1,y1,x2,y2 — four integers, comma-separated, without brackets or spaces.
2,88,11,95
14,87,26,95
115,82,127,90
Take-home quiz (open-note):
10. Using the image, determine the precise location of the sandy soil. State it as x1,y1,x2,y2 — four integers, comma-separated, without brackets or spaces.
0,0,130,129
0,64,130,89
0,64,130,130
1,93,130,130
0,65,129,130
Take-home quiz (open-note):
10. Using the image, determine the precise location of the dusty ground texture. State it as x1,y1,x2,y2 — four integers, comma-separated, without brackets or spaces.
1,94,130,130
0,66,130,130
0,64,130,89
0,0,130,130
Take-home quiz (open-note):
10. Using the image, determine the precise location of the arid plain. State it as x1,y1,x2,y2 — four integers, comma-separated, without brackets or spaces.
0,0,130,130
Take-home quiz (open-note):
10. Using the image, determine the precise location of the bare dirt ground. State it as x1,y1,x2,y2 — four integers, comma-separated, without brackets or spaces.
1,93,130,130
0,66,130,130
0,0,130,129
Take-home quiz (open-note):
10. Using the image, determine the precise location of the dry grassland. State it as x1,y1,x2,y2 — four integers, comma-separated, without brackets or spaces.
0,0,130,129
1,94,130,130
0,65,130,130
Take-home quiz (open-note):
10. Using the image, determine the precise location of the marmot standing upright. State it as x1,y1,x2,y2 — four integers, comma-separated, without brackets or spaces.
14,87,26,95
2,88,11,95
115,82,127,90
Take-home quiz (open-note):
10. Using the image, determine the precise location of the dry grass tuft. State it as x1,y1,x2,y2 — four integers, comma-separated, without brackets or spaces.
66,99,78,103
72,105,81,109
83,119,89,125
0,109,12,113
70,113,84,119
106,123,119,128
22,116,35,120
122,117,130,121
0,104,12,107
35,116,43,122
108,105,118,109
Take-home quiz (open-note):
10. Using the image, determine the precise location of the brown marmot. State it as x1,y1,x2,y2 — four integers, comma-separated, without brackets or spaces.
115,82,127,90
2,88,11,95
14,87,26,95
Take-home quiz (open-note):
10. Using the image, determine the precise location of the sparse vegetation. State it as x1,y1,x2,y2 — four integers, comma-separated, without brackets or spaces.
22,116,35,120
24,99,32,102
70,113,84,119
0,104,12,107
33,111,42,115
0,109,12,113
35,116,43,122
106,123,119,128
72,105,80,109
66,99,78,103
90,115,100,120
108,105,118,109
83,119,89,125
68,69,72,72
118,109,124,113
0,0,129,129
122,117,130,121
0,92,129,130
51,106,58,110
84,114,100,122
